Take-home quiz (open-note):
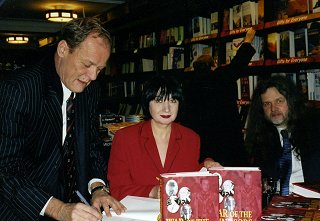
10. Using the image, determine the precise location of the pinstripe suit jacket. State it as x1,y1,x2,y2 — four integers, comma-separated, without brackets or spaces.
0,50,106,220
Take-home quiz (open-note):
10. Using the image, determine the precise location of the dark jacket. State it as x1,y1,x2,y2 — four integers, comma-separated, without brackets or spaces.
250,108,320,183
0,49,106,220
183,43,255,166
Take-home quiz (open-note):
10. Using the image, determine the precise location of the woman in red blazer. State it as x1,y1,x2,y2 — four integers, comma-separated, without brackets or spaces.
107,75,220,200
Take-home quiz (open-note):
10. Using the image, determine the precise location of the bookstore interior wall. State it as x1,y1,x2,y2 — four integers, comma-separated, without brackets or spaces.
97,0,320,126
2,0,320,125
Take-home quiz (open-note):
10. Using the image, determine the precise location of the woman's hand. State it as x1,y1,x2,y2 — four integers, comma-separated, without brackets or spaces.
204,159,222,169
149,185,160,199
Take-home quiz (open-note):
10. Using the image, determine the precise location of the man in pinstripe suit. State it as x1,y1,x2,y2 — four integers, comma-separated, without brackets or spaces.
0,18,125,221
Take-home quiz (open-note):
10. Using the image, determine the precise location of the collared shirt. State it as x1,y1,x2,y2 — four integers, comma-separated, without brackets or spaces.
40,83,105,216
62,84,73,144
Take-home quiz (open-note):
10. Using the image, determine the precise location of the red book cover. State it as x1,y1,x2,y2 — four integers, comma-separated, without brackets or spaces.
208,167,262,221
261,195,320,220
160,171,219,221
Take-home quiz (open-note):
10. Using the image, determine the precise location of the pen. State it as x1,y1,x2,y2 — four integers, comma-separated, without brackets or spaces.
75,190,90,205
76,190,104,221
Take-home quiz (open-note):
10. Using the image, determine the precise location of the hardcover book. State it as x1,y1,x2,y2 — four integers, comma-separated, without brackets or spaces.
257,0,264,24
287,0,309,17
210,11,219,34
279,30,295,58
207,167,262,221
242,1,256,27
294,28,308,57
292,182,320,198
233,4,243,29
160,171,219,221
307,21,320,56
267,32,280,60
312,0,320,13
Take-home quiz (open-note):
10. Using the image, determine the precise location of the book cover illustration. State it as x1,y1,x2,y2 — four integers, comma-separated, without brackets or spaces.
294,28,307,57
307,21,320,56
242,1,256,27
279,30,295,58
257,0,264,24
160,172,219,221
312,0,320,13
267,32,280,60
233,4,243,29
287,0,309,17
208,167,262,221
210,11,219,34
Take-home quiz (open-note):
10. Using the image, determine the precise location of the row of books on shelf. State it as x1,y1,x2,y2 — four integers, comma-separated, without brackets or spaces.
163,47,184,70
267,20,320,60
121,47,185,74
138,32,156,49
105,80,143,97
223,0,320,33
274,70,320,101
236,69,320,105
118,103,143,117
226,35,264,65
269,0,320,21
159,25,184,45
224,0,263,31
109,69,320,103
119,59,155,73
191,13,218,38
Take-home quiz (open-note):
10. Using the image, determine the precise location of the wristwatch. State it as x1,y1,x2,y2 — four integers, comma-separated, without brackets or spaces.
91,185,110,195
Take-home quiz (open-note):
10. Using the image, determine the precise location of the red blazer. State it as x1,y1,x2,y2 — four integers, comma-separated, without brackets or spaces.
107,120,201,200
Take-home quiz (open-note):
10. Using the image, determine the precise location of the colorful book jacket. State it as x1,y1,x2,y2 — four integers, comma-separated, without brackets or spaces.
160,171,219,221
261,195,320,220
208,167,262,221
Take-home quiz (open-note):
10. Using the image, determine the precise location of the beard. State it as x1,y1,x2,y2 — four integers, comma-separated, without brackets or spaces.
266,111,288,127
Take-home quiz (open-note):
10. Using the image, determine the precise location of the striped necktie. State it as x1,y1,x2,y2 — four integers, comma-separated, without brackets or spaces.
279,129,292,196
63,92,77,202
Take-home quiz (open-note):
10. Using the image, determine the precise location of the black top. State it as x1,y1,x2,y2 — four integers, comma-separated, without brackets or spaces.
182,43,256,166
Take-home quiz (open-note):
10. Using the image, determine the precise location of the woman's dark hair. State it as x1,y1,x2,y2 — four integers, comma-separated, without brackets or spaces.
59,17,111,52
141,74,184,120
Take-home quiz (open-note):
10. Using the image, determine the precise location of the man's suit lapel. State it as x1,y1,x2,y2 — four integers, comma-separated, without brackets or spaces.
42,53,63,146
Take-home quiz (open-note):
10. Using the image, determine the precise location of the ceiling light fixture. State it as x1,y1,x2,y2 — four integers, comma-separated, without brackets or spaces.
6,36,29,44
46,10,78,22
